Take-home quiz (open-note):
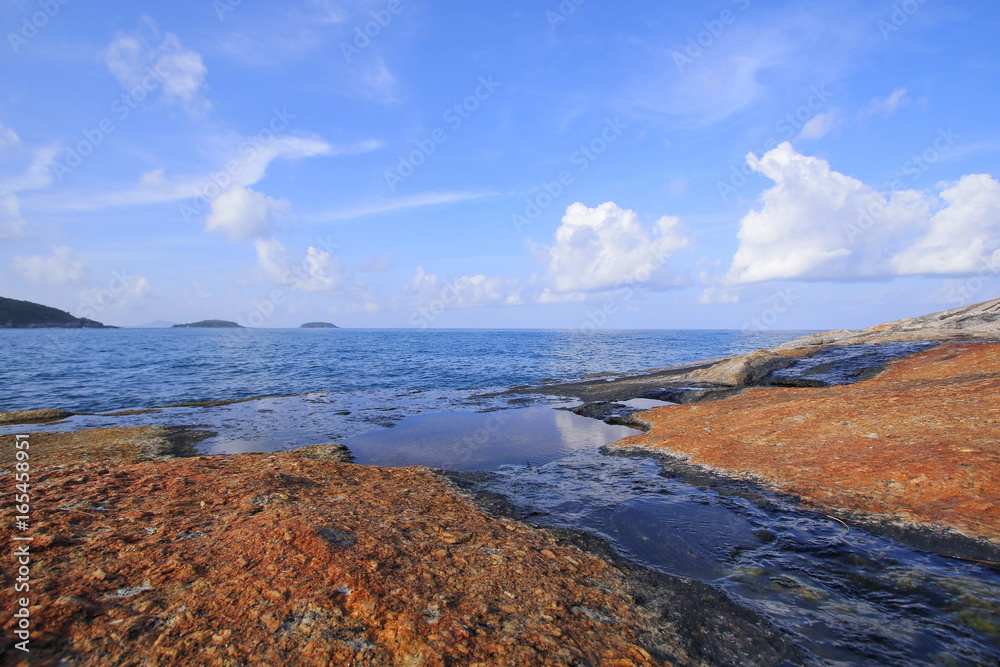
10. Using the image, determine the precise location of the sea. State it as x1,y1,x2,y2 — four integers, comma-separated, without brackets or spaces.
3,327,1000,665
0,327,801,414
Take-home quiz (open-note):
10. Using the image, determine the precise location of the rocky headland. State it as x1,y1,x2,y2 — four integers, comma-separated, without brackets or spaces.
0,296,114,329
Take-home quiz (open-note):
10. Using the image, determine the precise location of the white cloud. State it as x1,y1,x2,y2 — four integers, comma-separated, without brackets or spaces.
0,125,60,240
254,239,345,292
545,202,688,293
2,144,58,193
0,195,24,241
893,174,1000,275
359,57,398,103
861,88,909,117
229,136,341,187
37,134,367,214
77,272,152,315
698,287,741,304
206,185,290,241
105,27,210,114
298,246,344,291
407,267,525,309
11,246,87,284
0,121,22,153
725,143,1000,283
797,111,839,140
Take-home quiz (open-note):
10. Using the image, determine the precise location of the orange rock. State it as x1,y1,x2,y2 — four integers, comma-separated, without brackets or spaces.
614,342,1000,546
0,447,665,665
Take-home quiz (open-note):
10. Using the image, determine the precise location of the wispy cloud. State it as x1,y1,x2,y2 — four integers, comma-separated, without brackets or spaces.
860,88,910,117
308,191,498,222
28,136,378,213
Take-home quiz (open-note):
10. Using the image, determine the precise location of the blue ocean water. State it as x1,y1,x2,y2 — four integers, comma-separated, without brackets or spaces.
0,328,806,413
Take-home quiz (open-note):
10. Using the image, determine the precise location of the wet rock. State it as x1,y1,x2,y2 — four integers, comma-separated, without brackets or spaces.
684,349,803,387
640,387,746,405
0,425,215,473
0,408,75,425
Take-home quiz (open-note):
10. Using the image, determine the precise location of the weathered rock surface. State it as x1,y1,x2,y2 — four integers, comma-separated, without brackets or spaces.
527,297,1000,404
0,426,216,472
775,297,1000,349
611,342,1000,550
2,450,678,665
0,409,75,426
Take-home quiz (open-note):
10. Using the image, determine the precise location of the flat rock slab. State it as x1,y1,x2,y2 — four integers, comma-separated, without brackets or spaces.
0,409,75,426
613,342,1000,547
0,448,682,665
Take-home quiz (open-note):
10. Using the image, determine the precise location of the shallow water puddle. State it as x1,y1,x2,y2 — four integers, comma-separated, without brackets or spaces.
343,406,638,470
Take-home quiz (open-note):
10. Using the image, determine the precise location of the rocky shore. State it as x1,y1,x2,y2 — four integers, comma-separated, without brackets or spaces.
3,297,999,664
525,298,1000,560
611,341,1000,560
0,427,799,666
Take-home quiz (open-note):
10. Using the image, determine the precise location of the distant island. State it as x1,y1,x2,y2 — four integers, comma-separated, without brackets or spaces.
300,322,340,329
0,296,115,329
172,320,244,329
134,320,179,329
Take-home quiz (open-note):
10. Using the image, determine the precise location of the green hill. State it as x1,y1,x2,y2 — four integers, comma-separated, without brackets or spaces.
300,322,340,329
0,296,114,329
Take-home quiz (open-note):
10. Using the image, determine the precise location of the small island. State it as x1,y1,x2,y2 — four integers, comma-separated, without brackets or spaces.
300,322,340,329
172,320,244,329
0,296,115,329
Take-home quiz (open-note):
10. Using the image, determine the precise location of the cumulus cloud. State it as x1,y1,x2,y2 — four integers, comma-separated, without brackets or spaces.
105,26,209,113
206,185,290,241
893,174,1000,275
725,143,1000,283
254,239,345,292
545,202,688,293
11,246,87,284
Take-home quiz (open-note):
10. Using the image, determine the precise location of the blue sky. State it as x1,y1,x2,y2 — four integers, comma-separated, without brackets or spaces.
1,0,999,329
